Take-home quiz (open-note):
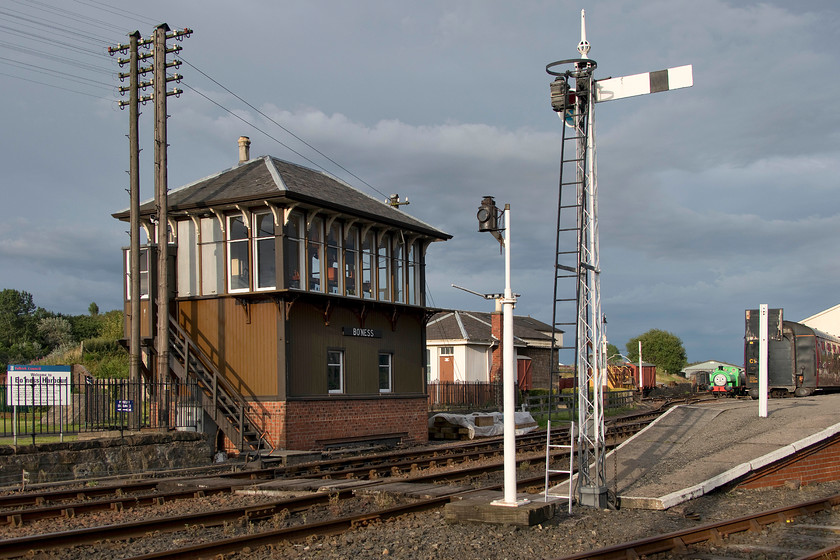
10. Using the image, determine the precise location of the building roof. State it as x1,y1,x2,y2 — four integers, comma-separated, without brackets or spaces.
113,155,451,240
684,360,740,372
426,310,556,345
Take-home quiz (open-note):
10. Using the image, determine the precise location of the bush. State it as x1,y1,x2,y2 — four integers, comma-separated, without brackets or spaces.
82,337,122,356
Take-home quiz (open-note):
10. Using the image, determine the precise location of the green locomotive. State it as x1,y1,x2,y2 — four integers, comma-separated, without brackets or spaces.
710,365,745,397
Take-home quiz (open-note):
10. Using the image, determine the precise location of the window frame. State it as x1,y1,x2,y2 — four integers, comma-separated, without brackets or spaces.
378,352,393,393
125,247,150,300
283,211,304,290
226,214,250,293
253,211,276,291
326,221,343,295
327,349,345,394
361,229,376,300
377,232,391,301
307,215,325,293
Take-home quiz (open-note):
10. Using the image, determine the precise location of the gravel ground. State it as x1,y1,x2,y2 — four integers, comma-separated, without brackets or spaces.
230,480,840,560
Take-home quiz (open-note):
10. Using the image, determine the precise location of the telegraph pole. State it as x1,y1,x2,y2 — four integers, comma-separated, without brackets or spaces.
110,24,190,428
153,23,189,427
109,33,153,389
153,23,170,424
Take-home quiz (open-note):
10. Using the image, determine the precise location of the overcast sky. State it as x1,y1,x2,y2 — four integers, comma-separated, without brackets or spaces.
1,0,838,366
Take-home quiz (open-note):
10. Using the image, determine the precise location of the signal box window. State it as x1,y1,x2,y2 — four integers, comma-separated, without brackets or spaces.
283,212,304,289
254,212,275,290
227,215,249,292
327,349,344,394
379,353,392,393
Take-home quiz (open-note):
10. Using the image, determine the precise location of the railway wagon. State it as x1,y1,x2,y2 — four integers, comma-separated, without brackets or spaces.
744,320,840,397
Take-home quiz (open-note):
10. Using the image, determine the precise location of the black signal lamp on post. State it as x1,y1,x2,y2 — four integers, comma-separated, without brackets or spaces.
477,195,499,233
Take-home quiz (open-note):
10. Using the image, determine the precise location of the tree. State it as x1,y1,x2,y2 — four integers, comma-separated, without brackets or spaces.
626,329,687,375
88,302,99,317
0,289,37,347
37,316,75,348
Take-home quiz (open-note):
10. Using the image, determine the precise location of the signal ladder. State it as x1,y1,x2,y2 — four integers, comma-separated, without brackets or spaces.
543,420,575,514
548,67,591,413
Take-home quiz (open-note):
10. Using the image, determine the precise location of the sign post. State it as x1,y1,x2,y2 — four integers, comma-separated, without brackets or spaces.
759,304,768,417
6,365,72,444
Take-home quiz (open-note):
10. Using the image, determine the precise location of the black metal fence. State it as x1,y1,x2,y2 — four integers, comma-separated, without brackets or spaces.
1,379,203,442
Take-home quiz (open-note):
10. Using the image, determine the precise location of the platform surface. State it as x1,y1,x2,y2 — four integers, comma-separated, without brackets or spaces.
604,395,840,509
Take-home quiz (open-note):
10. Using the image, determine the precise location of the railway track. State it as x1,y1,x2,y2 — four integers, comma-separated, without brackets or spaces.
0,412,657,528
555,492,840,560
0,395,706,557
0,466,566,559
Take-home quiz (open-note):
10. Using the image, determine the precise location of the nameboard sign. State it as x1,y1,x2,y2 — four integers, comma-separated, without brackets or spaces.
342,327,382,338
6,364,71,406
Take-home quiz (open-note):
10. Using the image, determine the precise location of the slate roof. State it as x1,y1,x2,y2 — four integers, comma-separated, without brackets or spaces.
426,310,557,345
113,156,450,240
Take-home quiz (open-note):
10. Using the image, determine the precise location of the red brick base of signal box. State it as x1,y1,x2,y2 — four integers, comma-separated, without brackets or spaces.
222,396,428,452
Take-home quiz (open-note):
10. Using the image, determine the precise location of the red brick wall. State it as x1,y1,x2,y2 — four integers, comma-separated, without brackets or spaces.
490,311,502,383
218,398,428,453
284,397,428,450
738,436,840,489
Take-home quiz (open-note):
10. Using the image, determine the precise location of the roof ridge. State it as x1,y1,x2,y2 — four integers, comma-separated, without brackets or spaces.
268,155,451,237
453,310,468,340
264,156,288,192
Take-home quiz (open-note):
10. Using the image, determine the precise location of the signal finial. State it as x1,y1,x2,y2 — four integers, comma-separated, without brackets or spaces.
577,9,590,58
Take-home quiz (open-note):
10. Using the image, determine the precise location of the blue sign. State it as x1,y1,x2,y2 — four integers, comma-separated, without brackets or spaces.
116,400,134,413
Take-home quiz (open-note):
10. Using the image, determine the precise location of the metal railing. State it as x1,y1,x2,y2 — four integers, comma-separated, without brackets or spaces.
1,379,202,443
524,389,636,416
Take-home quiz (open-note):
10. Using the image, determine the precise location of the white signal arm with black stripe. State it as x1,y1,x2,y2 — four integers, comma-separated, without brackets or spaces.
594,65,693,103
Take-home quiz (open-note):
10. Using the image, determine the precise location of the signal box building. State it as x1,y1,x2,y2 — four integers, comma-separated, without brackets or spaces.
113,139,450,452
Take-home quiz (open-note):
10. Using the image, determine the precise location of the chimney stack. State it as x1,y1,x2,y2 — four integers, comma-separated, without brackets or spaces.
489,299,504,383
238,136,251,164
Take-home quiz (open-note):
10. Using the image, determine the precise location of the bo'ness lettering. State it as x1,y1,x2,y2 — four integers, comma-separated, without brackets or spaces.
342,326,382,338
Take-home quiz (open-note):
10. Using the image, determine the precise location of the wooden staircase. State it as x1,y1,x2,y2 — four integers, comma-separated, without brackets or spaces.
167,316,274,456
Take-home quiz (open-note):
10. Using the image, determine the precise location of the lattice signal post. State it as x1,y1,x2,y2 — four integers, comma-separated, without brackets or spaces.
545,10,692,509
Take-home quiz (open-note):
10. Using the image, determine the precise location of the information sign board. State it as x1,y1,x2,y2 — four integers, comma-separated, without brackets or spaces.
5,365,72,406
116,400,134,413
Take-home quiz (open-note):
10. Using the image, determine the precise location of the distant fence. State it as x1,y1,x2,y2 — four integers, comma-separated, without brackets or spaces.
427,382,638,415
1,379,203,442
523,390,636,417
428,381,502,411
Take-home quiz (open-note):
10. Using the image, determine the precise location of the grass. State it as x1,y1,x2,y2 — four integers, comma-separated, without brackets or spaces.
0,434,78,446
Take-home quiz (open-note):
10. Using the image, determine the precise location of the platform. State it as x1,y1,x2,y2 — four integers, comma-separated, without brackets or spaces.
598,395,840,509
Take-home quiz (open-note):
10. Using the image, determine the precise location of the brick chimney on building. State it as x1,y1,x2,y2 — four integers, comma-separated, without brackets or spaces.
238,136,251,164
489,299,503,383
